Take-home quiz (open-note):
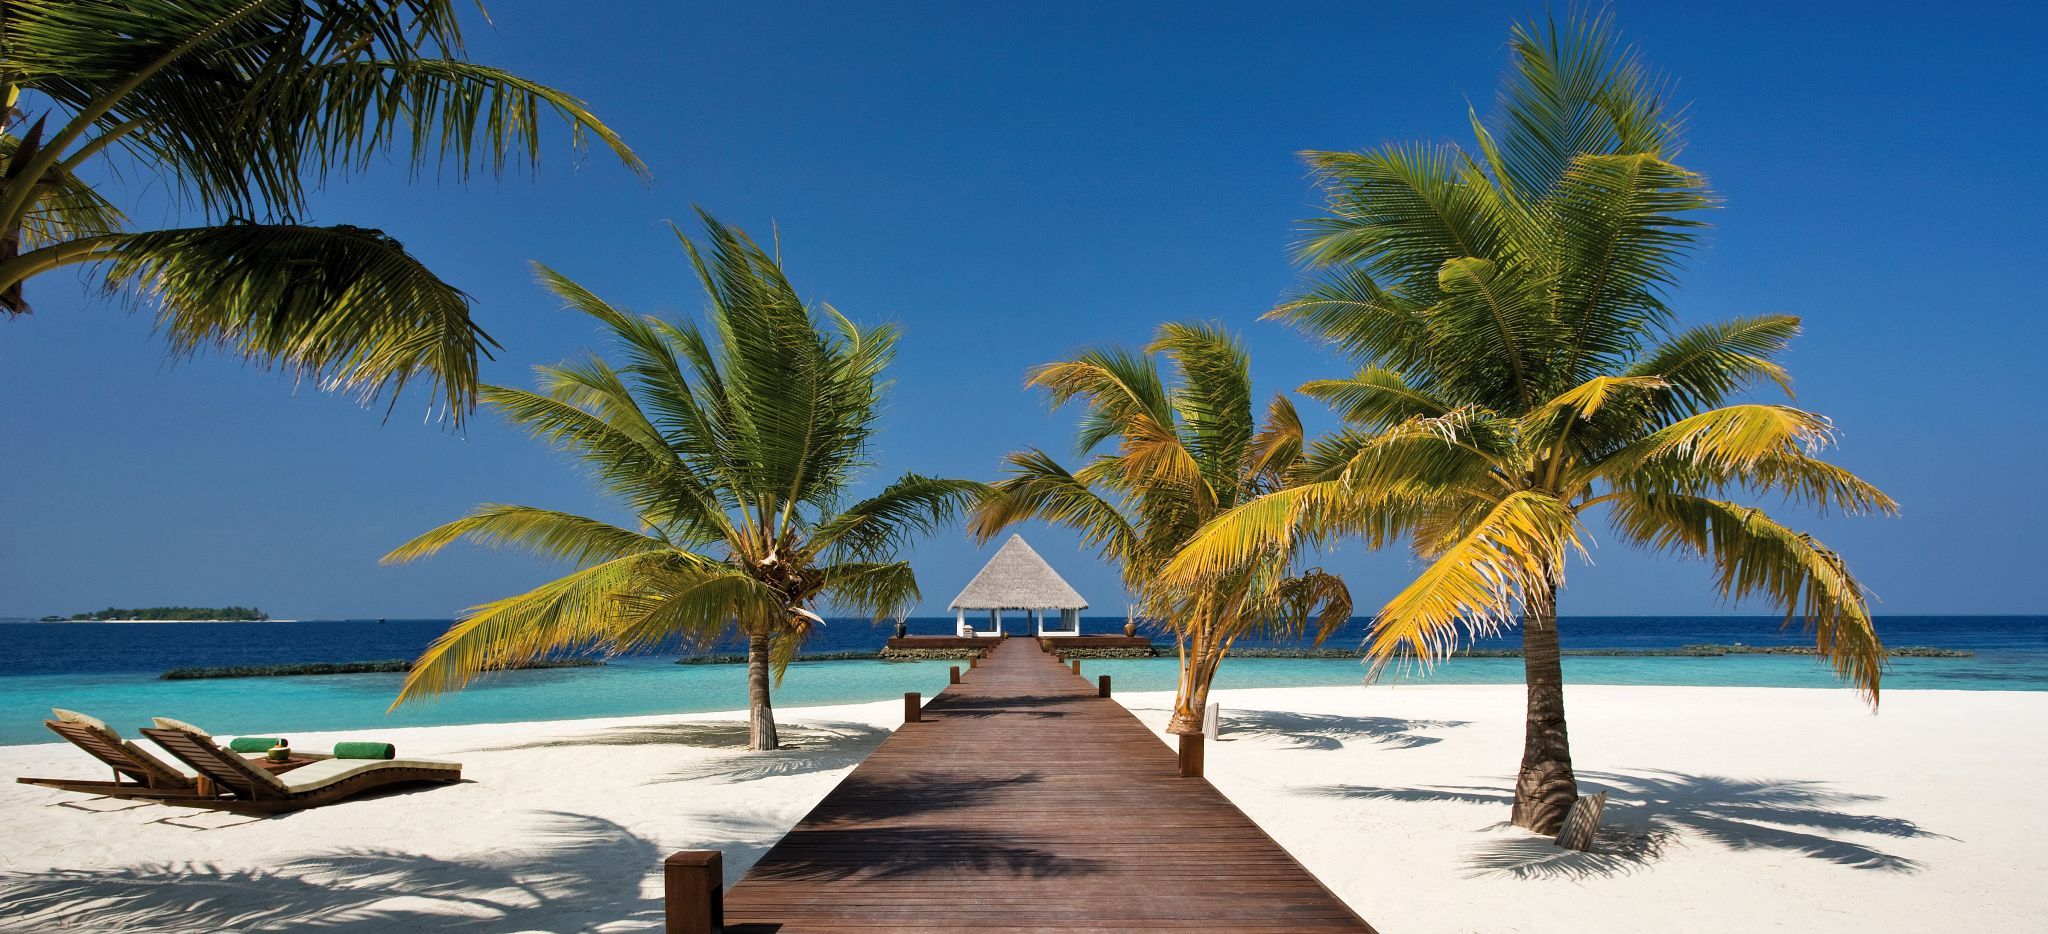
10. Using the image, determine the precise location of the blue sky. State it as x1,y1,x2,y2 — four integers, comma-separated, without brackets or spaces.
3,1,2043,621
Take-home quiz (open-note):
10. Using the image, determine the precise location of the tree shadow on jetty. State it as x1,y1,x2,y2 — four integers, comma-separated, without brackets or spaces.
1301,769,1941,879
926,693,1076,720
0,810,729,931
1220,709,1469,751
745,826,1103,884
734,771,1098,885
803,771,1042,824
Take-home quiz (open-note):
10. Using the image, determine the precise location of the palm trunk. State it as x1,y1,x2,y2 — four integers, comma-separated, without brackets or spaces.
1167,627,1219,736
1511,586,1577,833
745,633,779,751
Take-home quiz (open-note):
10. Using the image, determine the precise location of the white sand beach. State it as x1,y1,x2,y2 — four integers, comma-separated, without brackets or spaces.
0,685,2042,932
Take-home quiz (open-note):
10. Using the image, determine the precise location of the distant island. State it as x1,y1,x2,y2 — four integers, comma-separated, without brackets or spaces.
64,606,270,622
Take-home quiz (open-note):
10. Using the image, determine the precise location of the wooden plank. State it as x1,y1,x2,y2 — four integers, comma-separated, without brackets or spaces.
716,637,1375,932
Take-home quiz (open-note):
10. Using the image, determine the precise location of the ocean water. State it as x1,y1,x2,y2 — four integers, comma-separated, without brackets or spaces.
0,616,2039,746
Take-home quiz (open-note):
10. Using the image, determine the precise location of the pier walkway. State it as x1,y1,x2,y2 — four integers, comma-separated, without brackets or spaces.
715,636,1375,932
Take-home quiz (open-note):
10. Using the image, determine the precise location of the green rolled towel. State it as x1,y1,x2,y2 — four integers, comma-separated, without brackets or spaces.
334,741,396,760
227,736,286,753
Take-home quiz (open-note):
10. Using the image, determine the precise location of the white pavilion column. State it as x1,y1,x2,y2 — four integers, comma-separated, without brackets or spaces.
955,608,966,636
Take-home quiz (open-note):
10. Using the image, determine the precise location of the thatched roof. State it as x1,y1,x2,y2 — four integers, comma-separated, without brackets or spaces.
949,534,1088,610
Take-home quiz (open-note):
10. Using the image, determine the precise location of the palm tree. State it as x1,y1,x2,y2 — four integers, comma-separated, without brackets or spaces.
0,0,642,422
383,213,981,750
1163,13,1896,833
972,322,1350,736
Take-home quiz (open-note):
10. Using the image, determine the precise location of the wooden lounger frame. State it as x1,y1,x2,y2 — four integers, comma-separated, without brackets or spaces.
15,719,215,801
139,726,461,814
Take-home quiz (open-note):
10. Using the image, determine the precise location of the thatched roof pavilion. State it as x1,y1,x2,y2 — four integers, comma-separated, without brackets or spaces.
949,534,1087,637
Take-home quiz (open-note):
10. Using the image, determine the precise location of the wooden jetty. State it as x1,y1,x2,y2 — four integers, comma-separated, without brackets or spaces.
670,636,1374,932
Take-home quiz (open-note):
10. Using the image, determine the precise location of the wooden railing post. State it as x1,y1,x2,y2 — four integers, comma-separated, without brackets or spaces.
1098,674,1111,698
903,692,921,723
1177,733,1204,778
949,665,961,684
969,655,979,669
1070,659,1081,675
663,849,723,934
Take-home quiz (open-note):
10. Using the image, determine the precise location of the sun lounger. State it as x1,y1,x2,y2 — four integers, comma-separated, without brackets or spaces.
15,712,215,801
139,725,462,814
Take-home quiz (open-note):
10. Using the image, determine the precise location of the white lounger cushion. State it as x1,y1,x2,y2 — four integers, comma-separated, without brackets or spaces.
280,758,460,794
51,708,109,731
152,717,212,738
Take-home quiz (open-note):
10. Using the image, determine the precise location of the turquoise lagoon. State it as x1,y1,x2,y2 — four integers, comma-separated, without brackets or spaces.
0,617,2041,746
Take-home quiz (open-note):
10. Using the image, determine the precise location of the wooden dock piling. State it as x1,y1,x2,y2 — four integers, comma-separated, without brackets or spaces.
1178,732,1205,778
662,850,722,934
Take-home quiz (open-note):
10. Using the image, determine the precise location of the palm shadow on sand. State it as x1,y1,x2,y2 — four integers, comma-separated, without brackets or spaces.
1302,769,1942,879
1220,709,1470,750
656,721,892,783
459,719,887,754
0,810,772,932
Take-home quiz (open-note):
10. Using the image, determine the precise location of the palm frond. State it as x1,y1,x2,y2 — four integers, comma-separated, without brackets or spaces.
1307,413,1513,491
1546,153,1711,375
529,262,748,503
1027,348,1176,456
380,505,676,568
1268,568,1354,645
1246,393,1304,485
816,561,923,622
1367,491,1583,663
480,384,730,538
1267,267,1435,378
1149,321,1255,503
0,133,125,250
1532,374,1670,423
606,564,788,654
278,57,645,185
971,449,1139,566
1492,10,1684,200
1298,144,1500,292
1160,480,1381,584
1606,492,1885,701
393,550,687,707
1627,314,1799,422
811,474,987,562
88,222,492,422
5,0,636,220
1112,411,1214,512
1301,367,1453,429
536,355,671,451
1597,403,1837,477
676,210,888,519
1607,443,1898,518
1428,255,1551,409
